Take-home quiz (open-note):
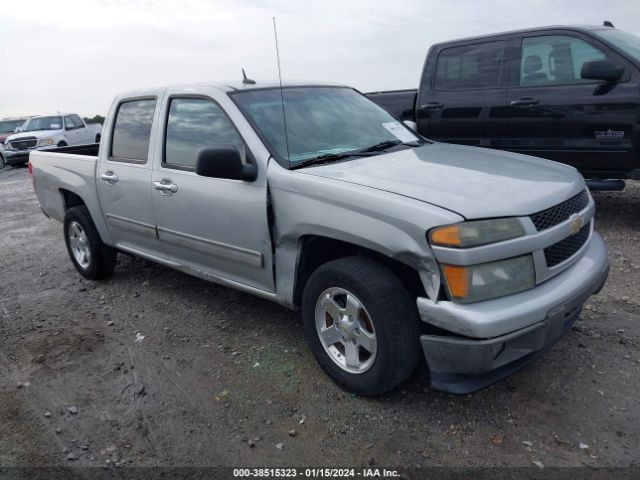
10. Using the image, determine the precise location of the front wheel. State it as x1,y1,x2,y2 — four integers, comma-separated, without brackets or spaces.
63,206,117,280
0,153,5,169
301,256,421,396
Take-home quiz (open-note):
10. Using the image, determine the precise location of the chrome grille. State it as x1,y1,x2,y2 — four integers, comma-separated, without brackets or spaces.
544,224,590,267
530,189,589,231
10,138,37,150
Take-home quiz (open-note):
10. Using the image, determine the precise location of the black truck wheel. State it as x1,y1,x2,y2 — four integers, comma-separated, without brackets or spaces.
63,206,117,280
301,256,421,396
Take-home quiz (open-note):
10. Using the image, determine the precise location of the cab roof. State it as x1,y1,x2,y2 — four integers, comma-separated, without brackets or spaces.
433,24,610,47
115,80,349,100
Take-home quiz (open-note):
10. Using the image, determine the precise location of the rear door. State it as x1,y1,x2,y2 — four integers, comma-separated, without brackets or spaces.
97,95,166,258
504,30,639,177
416,38,510,147
151,91,275,293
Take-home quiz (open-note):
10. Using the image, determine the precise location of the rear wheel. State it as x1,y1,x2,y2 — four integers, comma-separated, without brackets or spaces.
63,206,117,280
301,256,421,396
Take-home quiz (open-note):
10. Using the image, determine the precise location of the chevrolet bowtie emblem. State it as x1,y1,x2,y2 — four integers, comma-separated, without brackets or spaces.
569,214,583,234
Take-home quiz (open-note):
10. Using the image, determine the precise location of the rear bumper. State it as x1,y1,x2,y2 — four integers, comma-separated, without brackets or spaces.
417,232,609,394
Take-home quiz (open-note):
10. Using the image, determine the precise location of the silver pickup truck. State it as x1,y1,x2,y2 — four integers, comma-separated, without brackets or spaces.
30,82,609,395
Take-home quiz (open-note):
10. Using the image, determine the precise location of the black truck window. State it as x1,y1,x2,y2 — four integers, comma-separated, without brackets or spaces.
519,35,606,86
434,41,505,90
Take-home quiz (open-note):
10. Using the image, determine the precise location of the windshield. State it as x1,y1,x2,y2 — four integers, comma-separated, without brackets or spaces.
232,87,420,166
0,120,24,133
595,28,640,62
22,116,63,132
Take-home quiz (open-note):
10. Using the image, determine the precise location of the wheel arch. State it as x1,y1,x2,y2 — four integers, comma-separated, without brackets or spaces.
291,235,427,308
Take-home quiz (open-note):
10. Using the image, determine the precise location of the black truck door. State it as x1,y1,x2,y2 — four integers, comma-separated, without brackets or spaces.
416,38,510,147
504,30,639,178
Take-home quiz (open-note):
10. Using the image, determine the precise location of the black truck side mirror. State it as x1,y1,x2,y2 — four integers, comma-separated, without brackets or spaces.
195,146,257,181
581,59,624,83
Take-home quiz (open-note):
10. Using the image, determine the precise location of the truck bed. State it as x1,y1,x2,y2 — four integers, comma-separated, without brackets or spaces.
30,147,110,244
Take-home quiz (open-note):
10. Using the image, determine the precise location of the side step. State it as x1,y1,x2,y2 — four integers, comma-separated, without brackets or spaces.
586,179,626,191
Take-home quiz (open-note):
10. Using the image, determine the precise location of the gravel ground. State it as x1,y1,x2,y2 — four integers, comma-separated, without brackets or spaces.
0,166,638,469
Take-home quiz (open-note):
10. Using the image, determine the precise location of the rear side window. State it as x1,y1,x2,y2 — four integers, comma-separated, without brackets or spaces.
111,99,156,162
519,35,607,86
164,97,244,170
434,41,505,90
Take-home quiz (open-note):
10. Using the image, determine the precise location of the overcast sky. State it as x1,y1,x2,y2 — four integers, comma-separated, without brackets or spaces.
1,0,639,118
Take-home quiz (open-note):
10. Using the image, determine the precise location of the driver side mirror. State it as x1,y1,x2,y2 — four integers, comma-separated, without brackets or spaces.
581,59,624,83
195,146,257,181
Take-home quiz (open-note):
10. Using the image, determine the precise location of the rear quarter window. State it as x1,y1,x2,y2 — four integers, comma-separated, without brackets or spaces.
111,99,157,162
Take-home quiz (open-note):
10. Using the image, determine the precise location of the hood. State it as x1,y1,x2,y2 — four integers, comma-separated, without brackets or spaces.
6,129,61,142
0,133,11,142
299,143,584,220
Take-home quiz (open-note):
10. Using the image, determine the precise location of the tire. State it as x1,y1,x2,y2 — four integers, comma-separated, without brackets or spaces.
301,256,421,396
58,141,67,147
63,206,117,280
0,153,5,169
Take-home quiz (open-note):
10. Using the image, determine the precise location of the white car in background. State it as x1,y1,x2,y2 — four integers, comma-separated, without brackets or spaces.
4,114,102,167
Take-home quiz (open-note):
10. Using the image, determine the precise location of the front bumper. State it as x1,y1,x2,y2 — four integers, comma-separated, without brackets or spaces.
4,145,56,165
417,232,609,394
5,149,31,165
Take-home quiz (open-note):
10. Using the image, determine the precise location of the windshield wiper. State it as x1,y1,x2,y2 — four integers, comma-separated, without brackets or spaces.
358,140,402,153
290,151,378,170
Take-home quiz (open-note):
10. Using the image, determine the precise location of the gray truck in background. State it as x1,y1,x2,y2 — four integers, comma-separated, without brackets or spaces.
29,81,609,395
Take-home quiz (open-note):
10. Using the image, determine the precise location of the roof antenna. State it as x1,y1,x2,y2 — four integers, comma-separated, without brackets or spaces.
273,16,291,163
603,20,615,27
242,68,256,85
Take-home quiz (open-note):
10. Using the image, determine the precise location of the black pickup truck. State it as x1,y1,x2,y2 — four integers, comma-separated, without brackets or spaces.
367,24,640,186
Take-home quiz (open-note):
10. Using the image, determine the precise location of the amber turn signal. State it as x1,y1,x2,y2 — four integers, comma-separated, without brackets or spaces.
430,225,461,247
442,264,469,299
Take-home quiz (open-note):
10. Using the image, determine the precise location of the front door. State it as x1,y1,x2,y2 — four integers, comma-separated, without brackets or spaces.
97,97,165,259
151,95,274,293
504,31,639,177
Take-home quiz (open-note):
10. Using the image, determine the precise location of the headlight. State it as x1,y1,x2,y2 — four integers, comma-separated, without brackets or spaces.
4,141,12,150
441,255,535,303
38,138,55,146
430,218,525,248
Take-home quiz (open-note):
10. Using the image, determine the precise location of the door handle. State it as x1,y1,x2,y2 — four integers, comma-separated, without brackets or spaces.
419,102,443,110
100,171,119,184
154,178,178,195
509,97,539,106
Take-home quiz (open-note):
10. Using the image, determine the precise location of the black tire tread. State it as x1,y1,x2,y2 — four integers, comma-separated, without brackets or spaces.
302,256,421,396
63,206,116,280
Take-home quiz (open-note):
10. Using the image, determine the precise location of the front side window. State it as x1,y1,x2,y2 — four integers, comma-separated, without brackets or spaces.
519,35,606,86
164,98,244,170
71,115,84,128
64,116,76,129
232,87,420,166
111,99,156,161
434,41,505,90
